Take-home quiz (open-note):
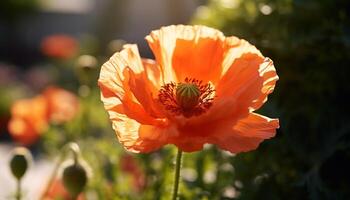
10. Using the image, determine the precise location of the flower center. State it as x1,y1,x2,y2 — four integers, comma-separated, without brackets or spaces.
158,78,215,118
176,83,200,111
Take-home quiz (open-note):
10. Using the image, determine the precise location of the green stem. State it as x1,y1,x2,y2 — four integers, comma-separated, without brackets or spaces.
171,149,183,200
16,179,21,200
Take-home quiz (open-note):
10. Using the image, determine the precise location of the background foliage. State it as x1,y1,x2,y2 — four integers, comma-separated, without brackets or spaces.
193,0,350,199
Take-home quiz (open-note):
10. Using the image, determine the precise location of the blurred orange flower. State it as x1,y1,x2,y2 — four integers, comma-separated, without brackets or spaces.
120,154,146,192
8,95,48,145
43,86,80,124
41,34,78,59
8,87,79,145
42,179,84,200
98,25,279,153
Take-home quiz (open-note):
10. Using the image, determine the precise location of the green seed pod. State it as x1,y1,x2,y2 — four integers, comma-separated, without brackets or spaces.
62,163,87,198
9,147,31,180
176,83,201,111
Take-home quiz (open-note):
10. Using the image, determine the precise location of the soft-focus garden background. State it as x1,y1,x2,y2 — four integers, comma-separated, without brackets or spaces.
0,0,349,199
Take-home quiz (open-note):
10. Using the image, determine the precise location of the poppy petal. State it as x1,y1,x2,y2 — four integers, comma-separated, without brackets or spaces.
98,44,165,125
250,57,278,110
110,112,142,153
219,37,278,110
111,117,173,153
134,124,174,152
181,53,266,132
146,25,225,84
216,53,265,99
142,59,163,89
10,96,48,133
208,53,271,123
8,95,48,145
171,136,207,152
43,87,79,123
8,118,40,145
234,113,279,138
126,66,165,118
212,113,279,153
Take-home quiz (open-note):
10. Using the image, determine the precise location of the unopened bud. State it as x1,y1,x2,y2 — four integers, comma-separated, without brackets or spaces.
10,147,31,180
62,162,87,198
77,55,97,70
76,55,98,85
108,39,126,54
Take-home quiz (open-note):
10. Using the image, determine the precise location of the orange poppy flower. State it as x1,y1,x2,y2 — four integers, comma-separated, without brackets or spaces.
41,34,78,59
8,87,79,145
8,95,48,145
98,25,279,153
43,86,80,124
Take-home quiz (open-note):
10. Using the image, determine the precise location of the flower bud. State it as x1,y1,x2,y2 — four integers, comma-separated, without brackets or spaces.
77,55,97,70
76,55,98,85
9,147,31,180
108,39,126,54
62,162,87,198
